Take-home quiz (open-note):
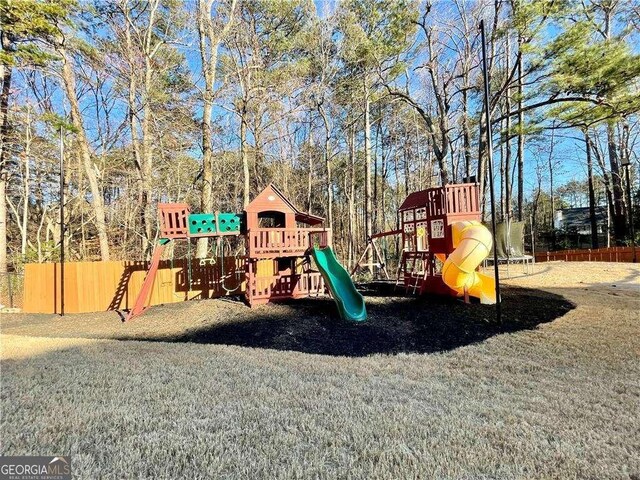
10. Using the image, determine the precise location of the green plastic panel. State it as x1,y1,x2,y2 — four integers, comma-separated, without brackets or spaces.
187,212,242,235
188,213,216,235
217,213,242,233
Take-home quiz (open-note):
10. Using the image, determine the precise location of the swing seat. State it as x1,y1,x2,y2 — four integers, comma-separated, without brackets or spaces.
199,258,217,267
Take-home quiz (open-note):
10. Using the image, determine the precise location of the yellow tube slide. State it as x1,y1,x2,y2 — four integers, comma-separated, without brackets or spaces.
441,221,497,304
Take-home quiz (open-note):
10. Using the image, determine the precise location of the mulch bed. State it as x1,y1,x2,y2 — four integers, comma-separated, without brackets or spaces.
1,285,575,357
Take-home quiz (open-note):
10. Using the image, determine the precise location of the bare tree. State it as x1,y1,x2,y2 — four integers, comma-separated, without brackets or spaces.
196,0,238,257
56,38,111,260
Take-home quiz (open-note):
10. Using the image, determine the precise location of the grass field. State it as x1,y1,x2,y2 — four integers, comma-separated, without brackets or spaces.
1,262,639,479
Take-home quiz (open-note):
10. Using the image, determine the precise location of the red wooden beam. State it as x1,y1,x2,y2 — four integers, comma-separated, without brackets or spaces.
371,229,401,239
126,240,169,321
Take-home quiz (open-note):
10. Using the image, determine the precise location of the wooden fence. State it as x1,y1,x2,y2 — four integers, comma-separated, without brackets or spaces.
534,246,636,263
22,257,250,314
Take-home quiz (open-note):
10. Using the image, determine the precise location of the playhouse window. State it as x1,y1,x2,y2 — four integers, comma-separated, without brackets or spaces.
258,211,286,228
415,207,427,220
403,210,414,222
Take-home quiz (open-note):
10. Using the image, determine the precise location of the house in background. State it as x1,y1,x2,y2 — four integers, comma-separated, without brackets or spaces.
554,206,608,235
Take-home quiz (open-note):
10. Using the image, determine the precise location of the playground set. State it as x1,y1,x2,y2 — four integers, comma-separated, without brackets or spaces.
361,182,496,304
127,184,367,322
128,182,496,322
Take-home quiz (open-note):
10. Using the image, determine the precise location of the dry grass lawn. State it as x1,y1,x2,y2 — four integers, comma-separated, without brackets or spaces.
1,262,638,479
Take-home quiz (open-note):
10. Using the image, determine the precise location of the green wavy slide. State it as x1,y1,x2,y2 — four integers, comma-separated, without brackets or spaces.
311,246,367,322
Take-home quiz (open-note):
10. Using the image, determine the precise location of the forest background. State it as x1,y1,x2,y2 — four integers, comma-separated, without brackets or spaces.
1,0,638,273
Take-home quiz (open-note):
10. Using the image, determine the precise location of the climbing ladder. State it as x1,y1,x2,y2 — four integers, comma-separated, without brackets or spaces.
396,251,431,295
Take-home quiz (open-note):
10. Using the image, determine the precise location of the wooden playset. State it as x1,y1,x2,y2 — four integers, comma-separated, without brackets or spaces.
128,181,495,322
127,184,331,321
357,183,496,303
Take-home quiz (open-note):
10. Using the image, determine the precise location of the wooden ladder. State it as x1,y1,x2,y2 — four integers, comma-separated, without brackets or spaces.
417,253,432,295
395,250,407,291
407,252,429,295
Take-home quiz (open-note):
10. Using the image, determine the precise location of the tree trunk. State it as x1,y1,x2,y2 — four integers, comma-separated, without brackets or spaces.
306,122,314,213
373,103,381,232
140,56,154,256
137,0,163,258
241,109,250,207
584,130,598,248
0,57,10,273
197,92,214,257
0,175,6,271
348,125,356,268
436,144,449,186
363,80,372,269
318,104,332,228
196,0,237,257
600,8,626,244
477,114,487,215
122,2,144,257
607,122,626,243
324,131,332,228
548,126,556,250
516,37,524,221
59,46,110,261
197,1,215,258
499,120,505,220
307,123,313,212
21,106,31,255
504,34,511,220
593,138,615,247
462,85,471,181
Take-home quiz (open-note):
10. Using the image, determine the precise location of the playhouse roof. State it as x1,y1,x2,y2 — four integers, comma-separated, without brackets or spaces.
245,184,324,225
399,190,430,211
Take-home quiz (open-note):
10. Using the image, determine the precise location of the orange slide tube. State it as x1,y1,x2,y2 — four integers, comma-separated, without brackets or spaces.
441,221,497,304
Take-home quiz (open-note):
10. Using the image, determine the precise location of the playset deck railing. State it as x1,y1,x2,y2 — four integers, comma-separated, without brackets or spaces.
248,272,325,304
247,228,331,258
425,183,480,219
445,183,480,219
158,203,191,239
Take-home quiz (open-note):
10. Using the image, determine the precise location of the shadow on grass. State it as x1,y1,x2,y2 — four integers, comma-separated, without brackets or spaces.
155,286,575,357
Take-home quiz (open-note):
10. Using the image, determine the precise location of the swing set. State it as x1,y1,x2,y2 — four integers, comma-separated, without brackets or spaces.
168,235,243,297
350,230,399,280
126,203,244,320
